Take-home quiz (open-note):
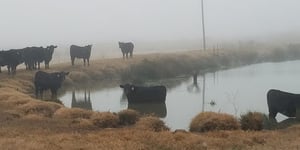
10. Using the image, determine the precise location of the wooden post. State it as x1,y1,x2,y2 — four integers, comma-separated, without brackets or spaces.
201,0,206,51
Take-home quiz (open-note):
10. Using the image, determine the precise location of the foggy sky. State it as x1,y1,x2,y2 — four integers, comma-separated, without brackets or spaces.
0,0,300,49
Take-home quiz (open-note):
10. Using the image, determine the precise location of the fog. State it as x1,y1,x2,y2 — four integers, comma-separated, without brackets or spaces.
1,0,300,54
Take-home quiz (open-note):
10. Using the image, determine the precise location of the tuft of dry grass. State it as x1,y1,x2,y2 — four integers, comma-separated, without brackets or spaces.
69,118,94,129
91,112,119,128
135,116,169,132
53,107,93,119
18,101,62,118
240,112,265,131
0,110,21,122
118,109,140,126
189,112,240,132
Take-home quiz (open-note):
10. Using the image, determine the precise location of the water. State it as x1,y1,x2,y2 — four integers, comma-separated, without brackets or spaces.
59,60,300,130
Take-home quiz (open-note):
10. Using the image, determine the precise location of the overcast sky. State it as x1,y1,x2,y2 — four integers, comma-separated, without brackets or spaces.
0,0,300,49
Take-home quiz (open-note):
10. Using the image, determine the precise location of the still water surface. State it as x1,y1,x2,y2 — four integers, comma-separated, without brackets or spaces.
59,60,300,130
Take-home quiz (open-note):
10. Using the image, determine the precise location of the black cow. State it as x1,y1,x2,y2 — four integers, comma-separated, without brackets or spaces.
23,47,43,70
0,49,24,74
44,45,57,69
71,90,92,110
34,71,69,99
118,42,134,59
70,45,92,66
23,45,57,70
267,89,300,120
0,50,6,73
120,84,167,103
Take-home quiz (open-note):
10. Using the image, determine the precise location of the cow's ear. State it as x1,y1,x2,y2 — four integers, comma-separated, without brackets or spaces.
65,72,70,75
120,85,124,88
54,45,58,48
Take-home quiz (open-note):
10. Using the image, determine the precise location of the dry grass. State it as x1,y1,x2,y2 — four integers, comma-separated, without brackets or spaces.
135,116,170,132
91,112,119,128
240,112,265,131
189,112,240,132
118,109,140,126
53,107,93,119
18,101,62,117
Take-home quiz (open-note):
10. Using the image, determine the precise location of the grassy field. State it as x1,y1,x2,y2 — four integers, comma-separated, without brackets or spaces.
1,48,300,149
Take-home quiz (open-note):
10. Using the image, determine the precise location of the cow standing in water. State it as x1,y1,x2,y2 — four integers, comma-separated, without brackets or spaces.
70,45,92,66
120,84,167,103
118,42,134,59
267,89,300,120
34,71,69,99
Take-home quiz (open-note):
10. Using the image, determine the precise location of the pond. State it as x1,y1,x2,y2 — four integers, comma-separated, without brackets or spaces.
59,60,300,130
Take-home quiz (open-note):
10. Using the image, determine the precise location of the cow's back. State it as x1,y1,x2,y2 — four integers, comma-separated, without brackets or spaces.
34,71,64,89
127,85,166,103
34,71,50,87
70,45,91,58
119,42,134,52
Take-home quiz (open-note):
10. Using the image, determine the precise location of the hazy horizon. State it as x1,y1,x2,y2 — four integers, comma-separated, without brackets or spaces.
1,0,300,49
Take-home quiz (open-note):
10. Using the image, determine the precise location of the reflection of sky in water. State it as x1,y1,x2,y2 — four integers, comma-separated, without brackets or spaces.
59,60,300,130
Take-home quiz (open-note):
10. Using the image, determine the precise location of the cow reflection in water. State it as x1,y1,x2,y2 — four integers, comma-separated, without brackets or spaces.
187,71,200,93
128,103,167,118
71,90,92,110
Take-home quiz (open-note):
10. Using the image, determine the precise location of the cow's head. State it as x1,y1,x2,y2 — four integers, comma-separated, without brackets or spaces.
47,45,58,49
55,71,70,81
118,42,124,48
44,45,57,63
120,84,135,95
86,45,92,49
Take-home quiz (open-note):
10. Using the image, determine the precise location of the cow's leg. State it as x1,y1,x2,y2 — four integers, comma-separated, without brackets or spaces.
122,53,125,59
7,66,10,74
40,90,44,100
87,58,90,66
0,67,2,73
33,62,37,70
35,88,39,98
83,59,86,66
51,88,57,99
130,52,133,58
25,62,28,70
71,57,75,66
45,63,49,69
29,63,33,70
38,62,40,70
12,66,17,75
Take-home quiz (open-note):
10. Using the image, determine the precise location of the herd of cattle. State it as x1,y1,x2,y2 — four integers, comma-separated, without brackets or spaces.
0,42,134,75
3,42,300,122
0,45,57,74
